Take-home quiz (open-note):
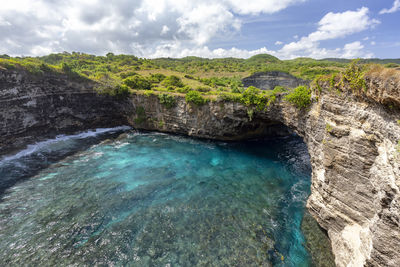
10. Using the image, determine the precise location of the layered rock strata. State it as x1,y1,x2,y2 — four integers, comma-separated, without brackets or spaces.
0,69,126,155
1,68,399,266
124,75,400,267
242,71,308,90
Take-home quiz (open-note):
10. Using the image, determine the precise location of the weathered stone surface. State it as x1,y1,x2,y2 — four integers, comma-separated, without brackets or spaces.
242,71,309,90
0,68,399,267
0,70,127,155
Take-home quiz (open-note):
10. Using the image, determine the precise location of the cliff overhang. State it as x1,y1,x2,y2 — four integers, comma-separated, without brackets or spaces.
1,68,399,266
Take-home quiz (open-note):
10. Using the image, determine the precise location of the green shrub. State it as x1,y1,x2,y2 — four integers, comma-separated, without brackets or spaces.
247,109,254,121
123,76,151,90
325,123,333,133
120,71,138,79
149,73,166,83
196,86,211,92
272,86,286,93
114,84,131,98
185,91,207,106
284,85,312,109
184,74,195,79
143,90,156,96
240,86,269,111
218,92,242,102
158,93,176,108
241,86,261,105
177,85,191,93
384,63,399,69
39,63,52,72
61,62,72,73
342,59,367,92
231,86,242,93
100,84,131,99
161,75,184,87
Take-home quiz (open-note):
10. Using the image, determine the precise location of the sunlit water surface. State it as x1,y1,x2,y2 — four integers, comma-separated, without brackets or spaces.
0,128,314,266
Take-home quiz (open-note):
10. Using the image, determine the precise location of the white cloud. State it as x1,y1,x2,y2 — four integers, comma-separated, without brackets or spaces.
161,25,170,35
145,41,276,58
0,17,11,26
0,1,379,59
308,7,379,41
371,41,376,45
225,0,306,15
379,0,400,14
0,0,305,56
278,7,379,58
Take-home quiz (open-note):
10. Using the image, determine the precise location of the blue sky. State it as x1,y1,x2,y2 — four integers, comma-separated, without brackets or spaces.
0,0,399,59
227,0,400,58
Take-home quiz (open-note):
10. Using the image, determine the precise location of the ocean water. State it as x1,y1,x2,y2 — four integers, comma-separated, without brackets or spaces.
0,128,314,266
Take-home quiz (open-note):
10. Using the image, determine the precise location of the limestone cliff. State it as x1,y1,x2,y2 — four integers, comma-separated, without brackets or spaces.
0,69,127,155
1,68,399,266
123,74,400,267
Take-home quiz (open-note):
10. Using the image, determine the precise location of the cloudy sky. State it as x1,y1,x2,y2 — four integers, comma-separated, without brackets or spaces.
0,0,399,59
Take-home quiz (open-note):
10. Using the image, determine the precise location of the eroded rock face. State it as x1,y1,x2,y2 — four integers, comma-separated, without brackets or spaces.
0,70,127,155
124,78,400,267
242,71,308,90
0,69,399,266
303,85,400,267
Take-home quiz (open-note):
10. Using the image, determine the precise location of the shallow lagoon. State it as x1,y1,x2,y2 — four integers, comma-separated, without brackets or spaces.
0,128,317,266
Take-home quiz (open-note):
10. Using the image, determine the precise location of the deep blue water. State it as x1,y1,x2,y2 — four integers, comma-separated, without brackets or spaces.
0,128,313,266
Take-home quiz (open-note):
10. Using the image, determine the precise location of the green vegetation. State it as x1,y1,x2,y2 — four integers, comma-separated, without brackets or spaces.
284,86,312,109
158,93,176,108
325,123,333,133
241,86,268,110
341,59,367,92
1,52,398,109
134,106,146,124
185,91,207,106
123,76,152,90
161,75,185,87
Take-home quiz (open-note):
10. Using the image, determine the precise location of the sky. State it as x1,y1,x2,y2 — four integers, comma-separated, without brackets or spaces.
0,0,399,59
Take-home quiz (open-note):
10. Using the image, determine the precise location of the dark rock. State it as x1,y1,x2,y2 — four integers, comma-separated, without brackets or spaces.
242,71,309,90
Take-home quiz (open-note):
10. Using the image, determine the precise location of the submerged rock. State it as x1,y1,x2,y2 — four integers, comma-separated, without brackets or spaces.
301,211,335,267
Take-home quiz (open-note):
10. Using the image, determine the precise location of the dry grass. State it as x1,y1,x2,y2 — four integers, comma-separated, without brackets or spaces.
366,64,400,83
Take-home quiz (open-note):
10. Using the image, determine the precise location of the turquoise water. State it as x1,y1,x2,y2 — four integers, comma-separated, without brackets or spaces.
0,128,313,266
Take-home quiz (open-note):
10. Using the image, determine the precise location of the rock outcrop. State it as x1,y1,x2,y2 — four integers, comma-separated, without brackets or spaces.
0,68,399,266
242,71,308,90
123,75,400,267
0,69,127,155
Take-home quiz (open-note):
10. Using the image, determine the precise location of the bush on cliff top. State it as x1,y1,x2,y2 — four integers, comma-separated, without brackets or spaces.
161,75,185,88
123,76,152,90
158,93,176,108
342,59,367,92
284,85,311,109
185,91,207,106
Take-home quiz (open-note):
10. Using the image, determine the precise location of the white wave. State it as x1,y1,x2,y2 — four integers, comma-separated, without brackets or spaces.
0,126,131,163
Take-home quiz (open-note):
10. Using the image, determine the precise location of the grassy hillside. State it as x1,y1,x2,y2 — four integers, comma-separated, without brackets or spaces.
0,52,398,109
